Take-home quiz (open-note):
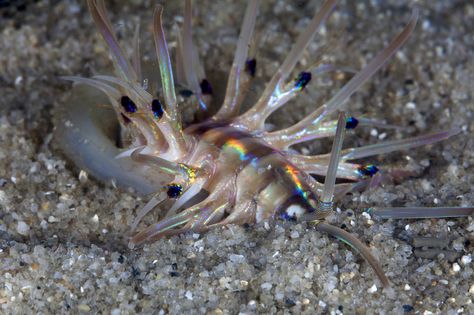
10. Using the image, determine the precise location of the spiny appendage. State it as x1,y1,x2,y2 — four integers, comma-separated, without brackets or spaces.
67,0,473,287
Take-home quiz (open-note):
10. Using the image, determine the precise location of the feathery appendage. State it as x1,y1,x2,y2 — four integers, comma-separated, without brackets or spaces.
59,0,472,288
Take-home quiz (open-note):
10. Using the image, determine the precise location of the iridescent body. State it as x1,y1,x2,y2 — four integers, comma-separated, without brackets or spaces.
59,0,473,287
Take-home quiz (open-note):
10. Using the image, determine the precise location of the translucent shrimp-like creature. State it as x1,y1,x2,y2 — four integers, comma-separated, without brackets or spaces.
59,0,473,287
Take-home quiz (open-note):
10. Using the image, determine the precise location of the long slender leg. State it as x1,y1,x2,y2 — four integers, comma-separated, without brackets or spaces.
130,192,167,231
61,76,121,101
175,29,186,88
369,207,474,219
175,26,212,112
299,112,347,222
232,38,260,115
153,5,179,122
289,129,460,181
341,129,460,160
265,11,418,144
129,206,201,247
320,112,346,207
238,0,337,130
240,63,350,131
315,223,390,287
129,197,230,247
184,201,229,232
214,0,260,119
265,115,400,149
130,166,236,247
298,114,389,287
181,0,208,111
127,147,196,179
308,181,371,206
147,200,228,244
87,0,138,82
290,155,370,180
208,200,255,228
132,24,142,83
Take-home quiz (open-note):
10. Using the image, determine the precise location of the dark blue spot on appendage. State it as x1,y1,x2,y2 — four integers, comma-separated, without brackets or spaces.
345,116,359,129
245,58,257,77
358,164,379,177
151,99,164,120
294,72,312,90
200,79,213,95
120,96,137,113
167,183,183,198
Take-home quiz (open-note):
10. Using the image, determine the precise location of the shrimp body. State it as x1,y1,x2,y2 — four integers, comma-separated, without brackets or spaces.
128,120,324,245
192,121,320,219
59,0,473,287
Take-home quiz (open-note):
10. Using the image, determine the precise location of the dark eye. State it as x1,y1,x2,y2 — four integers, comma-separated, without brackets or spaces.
166,183,183,198
245,58,257,77
345,116,359,129
200,79,213,95
151,99,165,119
357,164,379,177
120,96,137,113
294,71,312,90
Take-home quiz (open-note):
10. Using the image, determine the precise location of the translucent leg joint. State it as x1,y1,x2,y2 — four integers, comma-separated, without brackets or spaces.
317,200,334,213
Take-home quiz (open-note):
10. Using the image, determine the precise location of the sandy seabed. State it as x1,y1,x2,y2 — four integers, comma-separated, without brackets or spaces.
0,0,473,314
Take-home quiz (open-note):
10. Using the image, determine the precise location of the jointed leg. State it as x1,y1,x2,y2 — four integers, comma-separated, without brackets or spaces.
264,11,418,143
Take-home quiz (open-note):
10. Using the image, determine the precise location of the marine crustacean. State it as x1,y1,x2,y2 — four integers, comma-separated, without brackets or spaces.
57,0,473,287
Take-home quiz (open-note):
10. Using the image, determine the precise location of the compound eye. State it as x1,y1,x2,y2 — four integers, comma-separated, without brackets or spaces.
120,96,137,113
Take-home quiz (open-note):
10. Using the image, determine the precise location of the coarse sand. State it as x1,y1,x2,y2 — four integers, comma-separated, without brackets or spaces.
0,1,473,314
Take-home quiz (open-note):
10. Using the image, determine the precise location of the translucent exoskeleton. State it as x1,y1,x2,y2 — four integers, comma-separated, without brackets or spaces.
59,0,473,287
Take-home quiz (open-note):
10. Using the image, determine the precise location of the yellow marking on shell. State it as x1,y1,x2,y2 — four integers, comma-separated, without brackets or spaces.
179,163,197,183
